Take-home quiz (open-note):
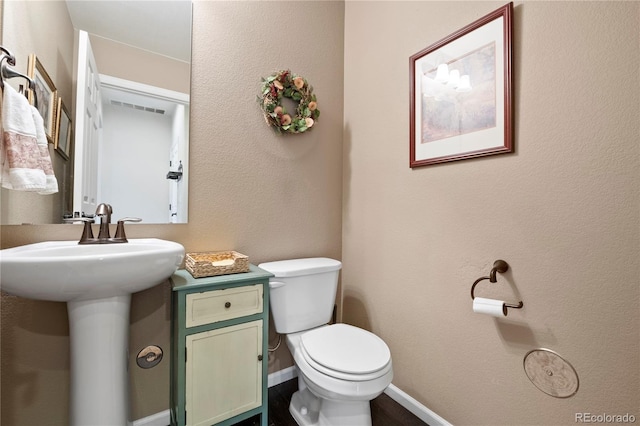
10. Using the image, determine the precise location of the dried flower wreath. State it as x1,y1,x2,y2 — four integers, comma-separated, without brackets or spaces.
258,70,319,134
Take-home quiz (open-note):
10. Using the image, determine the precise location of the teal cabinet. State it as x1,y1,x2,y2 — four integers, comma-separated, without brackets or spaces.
170,266,273,426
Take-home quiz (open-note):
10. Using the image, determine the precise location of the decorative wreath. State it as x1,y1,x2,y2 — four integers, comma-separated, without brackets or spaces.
258,70,320,134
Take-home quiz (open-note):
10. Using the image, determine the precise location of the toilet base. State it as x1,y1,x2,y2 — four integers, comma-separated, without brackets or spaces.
289,388,373,426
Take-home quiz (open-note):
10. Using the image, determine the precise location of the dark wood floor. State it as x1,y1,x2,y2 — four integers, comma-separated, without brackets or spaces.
237,378,427,426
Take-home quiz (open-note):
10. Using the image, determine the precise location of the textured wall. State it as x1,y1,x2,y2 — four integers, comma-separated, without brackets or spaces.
90,34,190,94
342,1,639,424
3,1,638,425
1,1,344,423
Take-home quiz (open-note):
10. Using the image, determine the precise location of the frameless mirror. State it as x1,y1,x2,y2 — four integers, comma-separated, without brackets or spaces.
1,0,191,224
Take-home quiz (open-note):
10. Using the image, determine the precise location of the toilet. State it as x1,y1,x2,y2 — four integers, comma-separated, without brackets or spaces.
258,258,393,426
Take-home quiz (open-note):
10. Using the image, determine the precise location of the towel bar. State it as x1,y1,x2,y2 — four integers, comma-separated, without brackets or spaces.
0,45,37,106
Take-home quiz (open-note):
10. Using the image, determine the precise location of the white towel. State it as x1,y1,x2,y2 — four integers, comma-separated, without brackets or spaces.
1,84,58,193
31,104,58,194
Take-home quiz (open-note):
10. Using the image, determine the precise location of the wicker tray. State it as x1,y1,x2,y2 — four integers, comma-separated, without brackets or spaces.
185,251,250,278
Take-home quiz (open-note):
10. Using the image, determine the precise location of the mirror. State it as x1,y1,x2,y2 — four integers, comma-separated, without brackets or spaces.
1,0,191,224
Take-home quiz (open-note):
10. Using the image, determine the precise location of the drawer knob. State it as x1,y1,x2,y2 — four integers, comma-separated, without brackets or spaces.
225,301,231,309
258,354,263,361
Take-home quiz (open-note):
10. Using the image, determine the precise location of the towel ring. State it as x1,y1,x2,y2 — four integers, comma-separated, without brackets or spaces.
0,46,37,106
470,260,523,310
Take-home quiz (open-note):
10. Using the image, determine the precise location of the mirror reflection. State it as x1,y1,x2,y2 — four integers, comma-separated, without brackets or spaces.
1,0,191,225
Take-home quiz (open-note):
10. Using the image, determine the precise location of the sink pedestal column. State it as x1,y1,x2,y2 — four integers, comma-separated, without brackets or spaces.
67,295,131,426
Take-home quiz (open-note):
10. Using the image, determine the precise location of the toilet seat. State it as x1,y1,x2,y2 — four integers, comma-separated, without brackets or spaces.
299,324,391,382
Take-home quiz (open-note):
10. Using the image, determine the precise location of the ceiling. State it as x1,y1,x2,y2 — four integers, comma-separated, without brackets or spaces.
64,0,192,63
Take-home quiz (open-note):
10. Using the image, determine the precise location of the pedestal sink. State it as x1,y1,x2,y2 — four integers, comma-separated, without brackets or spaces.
0,238,185,425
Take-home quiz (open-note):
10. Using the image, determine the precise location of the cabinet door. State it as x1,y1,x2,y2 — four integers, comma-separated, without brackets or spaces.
185,320,263,426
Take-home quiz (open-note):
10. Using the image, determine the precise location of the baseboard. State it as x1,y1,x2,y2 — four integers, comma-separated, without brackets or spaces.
132,369,299,425
384,384,452,426
132,408,170,426
268,365,298,387
132,368,451,426
266,367,452,425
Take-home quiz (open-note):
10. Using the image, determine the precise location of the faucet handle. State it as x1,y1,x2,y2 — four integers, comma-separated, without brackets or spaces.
63,217,96,243
63,217,95,223
114,217,142,242
117,217,142,223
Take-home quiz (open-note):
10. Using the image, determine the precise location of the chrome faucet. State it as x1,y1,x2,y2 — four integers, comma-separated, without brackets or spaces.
95,203,113,240
64,204,142,244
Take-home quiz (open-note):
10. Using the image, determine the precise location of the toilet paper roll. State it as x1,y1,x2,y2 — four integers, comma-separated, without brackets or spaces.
473,297,507,317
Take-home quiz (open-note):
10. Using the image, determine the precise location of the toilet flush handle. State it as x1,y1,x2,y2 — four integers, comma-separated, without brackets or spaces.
269,281,286,289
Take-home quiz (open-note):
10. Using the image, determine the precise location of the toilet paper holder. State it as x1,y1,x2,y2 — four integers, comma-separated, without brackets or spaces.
470,260,523,310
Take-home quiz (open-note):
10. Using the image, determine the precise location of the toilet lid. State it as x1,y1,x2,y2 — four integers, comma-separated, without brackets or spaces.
300,324,391,375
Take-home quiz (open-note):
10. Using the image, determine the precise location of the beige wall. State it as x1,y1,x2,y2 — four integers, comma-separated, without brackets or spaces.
90,34,190,94
2,1,639,425
1,1,344,424
343,1,639,425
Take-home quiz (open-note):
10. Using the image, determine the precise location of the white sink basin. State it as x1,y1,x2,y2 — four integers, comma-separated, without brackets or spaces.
0,237,185,425
0,238,184,301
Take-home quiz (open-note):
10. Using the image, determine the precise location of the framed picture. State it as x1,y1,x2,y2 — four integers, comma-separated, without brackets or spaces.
55,98,72,160
410,2,513,168
27,54,57,144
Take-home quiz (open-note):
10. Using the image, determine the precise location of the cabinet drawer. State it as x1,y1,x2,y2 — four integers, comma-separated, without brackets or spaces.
186,284,263,328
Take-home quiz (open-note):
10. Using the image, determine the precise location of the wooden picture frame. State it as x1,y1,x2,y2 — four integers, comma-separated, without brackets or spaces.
27,54,57,144
55,97,72,160
410,2,513,168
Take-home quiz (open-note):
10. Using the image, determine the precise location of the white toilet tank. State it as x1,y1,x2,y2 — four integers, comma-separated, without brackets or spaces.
258,258,341,334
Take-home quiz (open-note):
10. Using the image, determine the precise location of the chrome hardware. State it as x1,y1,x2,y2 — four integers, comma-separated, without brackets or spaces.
166,161,183,181
471,259,523,312
113,217,142,242
136,345,163,369
63,217,96,243
268,281,286,289
488,259,509,282
0,46,37,106
67,204,141,244
524,349,579,398
95,203,113,240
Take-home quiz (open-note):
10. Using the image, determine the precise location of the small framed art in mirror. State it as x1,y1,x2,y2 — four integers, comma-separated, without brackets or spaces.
55,98,72,160
27,54,57,144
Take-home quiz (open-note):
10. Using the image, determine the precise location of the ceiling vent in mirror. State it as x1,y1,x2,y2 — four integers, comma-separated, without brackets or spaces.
110,100,165,115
